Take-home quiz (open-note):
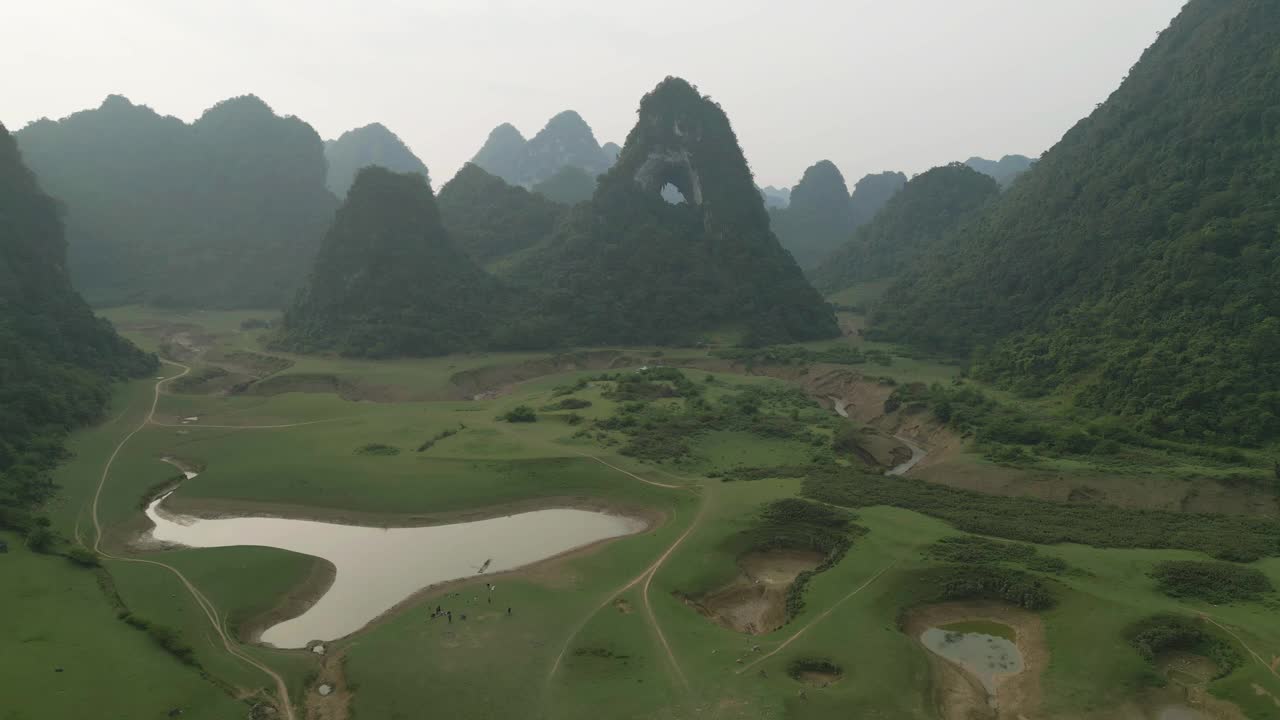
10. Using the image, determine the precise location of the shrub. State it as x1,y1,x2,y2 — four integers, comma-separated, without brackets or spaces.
1149,561,1273,604
499,406,537,423
1125,614,1241,679
66,547,100,568
355,443,400,456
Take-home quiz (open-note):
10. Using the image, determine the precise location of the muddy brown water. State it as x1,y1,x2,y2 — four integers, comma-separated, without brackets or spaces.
144,493,645,647
921,624,1024,696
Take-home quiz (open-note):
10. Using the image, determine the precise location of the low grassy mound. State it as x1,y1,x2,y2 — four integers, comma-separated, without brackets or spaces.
1149,560,1273,604
1125,613,1241,682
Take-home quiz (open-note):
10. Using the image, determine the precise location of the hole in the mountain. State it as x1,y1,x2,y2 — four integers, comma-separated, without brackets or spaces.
661,183,686,204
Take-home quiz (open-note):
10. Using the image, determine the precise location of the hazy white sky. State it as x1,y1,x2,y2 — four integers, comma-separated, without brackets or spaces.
3,0,1185,187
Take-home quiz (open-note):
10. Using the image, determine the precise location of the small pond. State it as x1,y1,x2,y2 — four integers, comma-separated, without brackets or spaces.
144,492,645,647
920,622,1024,695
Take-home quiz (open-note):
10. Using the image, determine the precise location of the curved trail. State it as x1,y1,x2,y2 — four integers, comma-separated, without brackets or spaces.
547,460,707,693
887,434,927,476
737,560,897,674
88,360,297,720
1201,614,1280,681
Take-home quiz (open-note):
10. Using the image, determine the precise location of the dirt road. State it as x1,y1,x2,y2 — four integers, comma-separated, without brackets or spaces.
88,360,298,720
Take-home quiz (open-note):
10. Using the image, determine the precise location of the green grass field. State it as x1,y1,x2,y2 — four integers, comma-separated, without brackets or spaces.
6,306,1278,719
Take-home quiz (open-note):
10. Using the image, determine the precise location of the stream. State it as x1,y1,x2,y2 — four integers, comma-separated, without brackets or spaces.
829,396,927,475
143,484,645,647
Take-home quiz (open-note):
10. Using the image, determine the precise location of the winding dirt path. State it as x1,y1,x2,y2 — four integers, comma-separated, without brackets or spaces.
736,560,898,674
1201,614,1280,682
546,460,707,693
887,434,927,476
88,360,297,720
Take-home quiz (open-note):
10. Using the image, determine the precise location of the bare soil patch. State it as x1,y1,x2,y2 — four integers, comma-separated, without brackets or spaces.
686,549,823,635
904,602,1046,720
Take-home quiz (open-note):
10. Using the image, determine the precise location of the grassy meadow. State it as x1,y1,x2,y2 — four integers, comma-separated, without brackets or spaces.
4,305,1276,719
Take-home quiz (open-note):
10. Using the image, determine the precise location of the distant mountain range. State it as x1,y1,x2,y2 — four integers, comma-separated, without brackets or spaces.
471,110,615,189
963,154,1035,187
16,94,337,308
324,123,428,197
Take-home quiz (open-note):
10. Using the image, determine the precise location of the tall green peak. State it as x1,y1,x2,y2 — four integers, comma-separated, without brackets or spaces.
874,0,1280,444
514,76,838,346
280,167,500,357
771,160,854,269
1,121,155,532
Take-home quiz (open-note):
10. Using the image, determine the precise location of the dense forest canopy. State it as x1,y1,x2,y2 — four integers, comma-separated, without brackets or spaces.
963,154,1036,188
16,94,337,308
437,163,567,267
279,167,502,357
323,122,429,197
470,110,614,188
0,122,155,534
873,0,1280,445
812,163,999,292
508,76,838,346
770,160,854,270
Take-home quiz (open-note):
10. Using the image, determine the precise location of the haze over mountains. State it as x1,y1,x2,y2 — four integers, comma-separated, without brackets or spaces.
15,94,337,308
324,123,429,197
471,110,615,189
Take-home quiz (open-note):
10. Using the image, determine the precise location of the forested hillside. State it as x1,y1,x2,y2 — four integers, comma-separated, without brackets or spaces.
0,122,155,536
770,160,853,270
279,168,502,357
16,95,337,308
437,164,566,266
324,122,428,197
874,0,1280,445
511,77,838,346
812,163,998,292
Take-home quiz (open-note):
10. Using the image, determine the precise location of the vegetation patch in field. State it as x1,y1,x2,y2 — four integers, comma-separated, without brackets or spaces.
416,425,464,452
787,657,844,686
1125,614,1241,683
712,344,887,367
541,397,592,411
593,370,830,465
1148,560,1273,604
742,499,864,620
498,406,537,423
355,443,401,456
804,468,1280,561
909,565,1056,611
927,536,1069,574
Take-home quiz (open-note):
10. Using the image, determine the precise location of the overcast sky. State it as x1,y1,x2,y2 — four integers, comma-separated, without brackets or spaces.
4,1,1185,188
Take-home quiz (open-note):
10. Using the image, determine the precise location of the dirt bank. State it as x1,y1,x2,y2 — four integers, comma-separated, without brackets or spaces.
685,549,824,635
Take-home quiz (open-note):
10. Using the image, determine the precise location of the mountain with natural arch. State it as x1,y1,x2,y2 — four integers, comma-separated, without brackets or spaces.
512,77,838,346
